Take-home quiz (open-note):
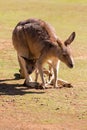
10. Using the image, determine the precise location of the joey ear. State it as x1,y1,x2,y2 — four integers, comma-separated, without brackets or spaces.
21,56,29,63
21,56,36,64
64,32,76,46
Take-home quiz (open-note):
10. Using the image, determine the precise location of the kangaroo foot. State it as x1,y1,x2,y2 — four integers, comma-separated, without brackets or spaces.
23,80,44,89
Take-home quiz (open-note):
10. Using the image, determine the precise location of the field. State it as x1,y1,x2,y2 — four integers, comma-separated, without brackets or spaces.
0,0,87,129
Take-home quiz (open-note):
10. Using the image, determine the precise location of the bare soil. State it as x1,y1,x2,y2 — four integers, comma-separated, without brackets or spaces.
0,41,87,130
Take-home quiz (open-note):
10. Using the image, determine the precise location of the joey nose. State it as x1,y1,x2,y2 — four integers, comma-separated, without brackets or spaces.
28,71,32,74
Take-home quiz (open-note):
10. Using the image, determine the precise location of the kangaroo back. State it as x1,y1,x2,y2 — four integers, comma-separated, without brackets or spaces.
12,18,58,59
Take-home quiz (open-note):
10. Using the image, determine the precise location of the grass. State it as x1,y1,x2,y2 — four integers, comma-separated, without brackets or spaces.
59,59,87,83
0,0,87,129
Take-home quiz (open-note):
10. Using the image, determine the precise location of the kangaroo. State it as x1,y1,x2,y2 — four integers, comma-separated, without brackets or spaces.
12,18,76,88
19,56,36,79
35,60,73,88
34,59,60,87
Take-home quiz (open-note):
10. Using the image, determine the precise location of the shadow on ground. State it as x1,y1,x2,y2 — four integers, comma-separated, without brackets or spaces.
0,82,45,95
0,74,45,96
0,73,73,96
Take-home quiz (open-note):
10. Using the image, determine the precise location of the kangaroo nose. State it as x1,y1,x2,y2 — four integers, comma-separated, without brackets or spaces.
28,70,32,74
69,63,74,68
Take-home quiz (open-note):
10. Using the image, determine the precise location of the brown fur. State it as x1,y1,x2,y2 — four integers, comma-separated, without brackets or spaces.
12,18,76,88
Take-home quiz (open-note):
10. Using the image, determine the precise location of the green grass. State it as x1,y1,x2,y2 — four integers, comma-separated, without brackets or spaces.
0,0,87,56
59,59,87,83
0,0,87,128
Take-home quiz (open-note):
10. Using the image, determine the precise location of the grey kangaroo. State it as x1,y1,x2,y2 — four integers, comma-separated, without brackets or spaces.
12,18,76,88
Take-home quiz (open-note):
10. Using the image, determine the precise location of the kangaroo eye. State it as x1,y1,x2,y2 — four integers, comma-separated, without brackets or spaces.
63,53,67,57
32,59,36,64
32,66,34,69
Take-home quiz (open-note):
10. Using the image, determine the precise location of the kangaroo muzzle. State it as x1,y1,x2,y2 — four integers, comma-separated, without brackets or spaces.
69,63,74,68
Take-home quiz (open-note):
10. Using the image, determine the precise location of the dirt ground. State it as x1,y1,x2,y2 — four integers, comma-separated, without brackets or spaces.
0,90,87,130
0,41,87,130
0,118,87,130
0,86,87,130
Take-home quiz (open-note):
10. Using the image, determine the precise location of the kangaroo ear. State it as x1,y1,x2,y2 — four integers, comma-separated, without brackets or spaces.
21,56,36,64
21,56,29,63
57,39,63,49
64,32,76,46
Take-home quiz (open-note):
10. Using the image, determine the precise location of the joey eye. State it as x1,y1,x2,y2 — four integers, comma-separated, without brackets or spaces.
33,59,36,63
63,53,67,57
32,66,34,69
32,66,35,70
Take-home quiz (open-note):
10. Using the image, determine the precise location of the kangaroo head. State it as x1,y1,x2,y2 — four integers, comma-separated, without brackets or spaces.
21,56,36,74
57,32,76,68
